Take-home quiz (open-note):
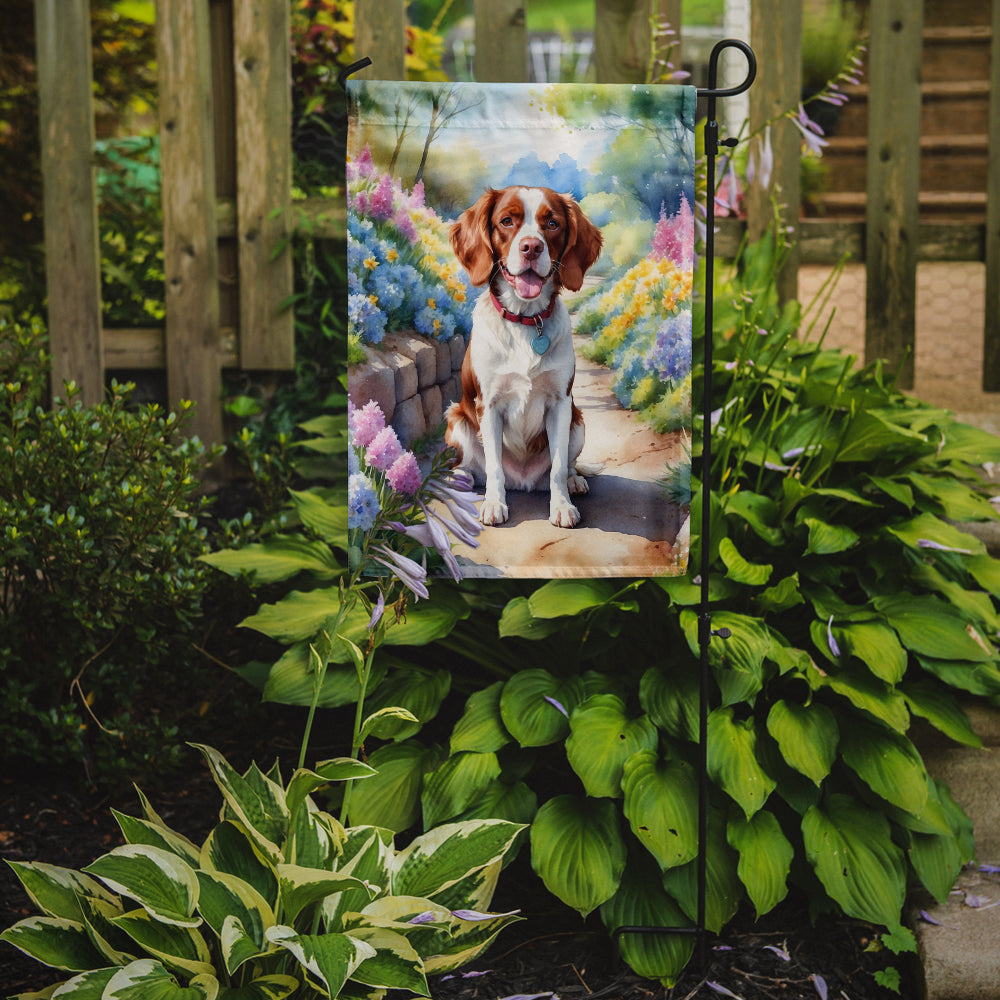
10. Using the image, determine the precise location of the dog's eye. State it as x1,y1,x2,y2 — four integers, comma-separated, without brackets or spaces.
545,219,560,230
499,216,514,228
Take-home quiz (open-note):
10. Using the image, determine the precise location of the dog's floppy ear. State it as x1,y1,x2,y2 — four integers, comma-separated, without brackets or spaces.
450,189,499,286
558,197,603,292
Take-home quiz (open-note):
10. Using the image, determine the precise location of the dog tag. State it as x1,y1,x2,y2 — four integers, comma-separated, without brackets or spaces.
532,333,550,355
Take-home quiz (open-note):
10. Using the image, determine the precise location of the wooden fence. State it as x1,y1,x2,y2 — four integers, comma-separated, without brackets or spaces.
33,0,1000,445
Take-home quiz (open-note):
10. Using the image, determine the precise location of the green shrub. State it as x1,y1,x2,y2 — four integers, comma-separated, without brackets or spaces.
0,317,220,783
1,744,524,998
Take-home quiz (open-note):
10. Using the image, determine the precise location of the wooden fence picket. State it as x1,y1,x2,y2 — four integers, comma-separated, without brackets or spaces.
984,0,1000,390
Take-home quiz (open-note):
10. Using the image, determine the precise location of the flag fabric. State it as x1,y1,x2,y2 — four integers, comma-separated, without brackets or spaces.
347,80,695,578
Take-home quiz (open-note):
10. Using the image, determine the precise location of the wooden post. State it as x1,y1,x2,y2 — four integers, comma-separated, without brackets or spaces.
983,0,1000,390
233,0,294,369
355,0,406,80
34,0,104,405
473,0,526,83
157,0,223,444
864,0,923,389
594,0,661,84
747,0,801,305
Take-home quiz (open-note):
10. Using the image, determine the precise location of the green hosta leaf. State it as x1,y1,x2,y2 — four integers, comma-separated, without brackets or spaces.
886,512,985,557
680,610,770,706
346,926,429,994
808,661,910,732
834,410,927,463
916,655,1000,697
277,865,374,925
200,822,278,910
707,708,776,819
661,811,741,933
839,718,929,817
621,751,699,871
265,926,375,997
0,916,107,971
566,695,658,798
599,853,694,987
527,579,617,618
874,594,995,662
866,474,914,509
4,862,118,923
802,793,906,926
909,827,966,905
727,811,793,918
967,553,1000,597
288,488,349,544
112,812,201,868
724,490,784,545
718,537,772,586
450,682,511,754
393,820,524,901
901,680,982,748
906,472,998,522
803,517,859,556
201,536,340,584
497,596,564,639
111,909,214,978
216,976,299,1000
639,664,699,742
260,644,384,709
103,959,218,1000
911,562,1000,633
191,746,287,863
835,621,907,684
935,421,1000,464
765,700,838,786
755,573,805,614
421,751,502,828
499,670,584,747
347,740,442,832
241,589,343,644
530,795,626,917
363,667,451,740
195,871,273,974
453,779,538,827
360,706,421,742
83,846,200,928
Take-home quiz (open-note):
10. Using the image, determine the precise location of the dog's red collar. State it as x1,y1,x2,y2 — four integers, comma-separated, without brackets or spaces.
489,291,556,326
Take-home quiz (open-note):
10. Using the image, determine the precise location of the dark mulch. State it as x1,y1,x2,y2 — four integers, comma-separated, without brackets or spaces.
1,748,914,1000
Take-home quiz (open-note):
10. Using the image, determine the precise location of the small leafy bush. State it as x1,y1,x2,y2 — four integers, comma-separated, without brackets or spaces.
0,317,219,782
1,743,523,998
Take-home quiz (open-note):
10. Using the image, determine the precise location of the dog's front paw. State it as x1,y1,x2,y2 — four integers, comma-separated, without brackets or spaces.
480,500,509,526
567,474,589,496
550,501,581,528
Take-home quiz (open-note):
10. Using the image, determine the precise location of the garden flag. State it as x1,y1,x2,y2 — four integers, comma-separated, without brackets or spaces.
347,80,695,579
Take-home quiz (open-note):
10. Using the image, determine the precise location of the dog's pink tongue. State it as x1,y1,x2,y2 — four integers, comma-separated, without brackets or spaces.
513,270,543,299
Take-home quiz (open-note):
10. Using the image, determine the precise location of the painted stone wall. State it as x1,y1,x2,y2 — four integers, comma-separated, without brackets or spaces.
348,331,466,445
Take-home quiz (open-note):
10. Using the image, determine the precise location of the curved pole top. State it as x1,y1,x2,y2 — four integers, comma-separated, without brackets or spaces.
696,39,756,99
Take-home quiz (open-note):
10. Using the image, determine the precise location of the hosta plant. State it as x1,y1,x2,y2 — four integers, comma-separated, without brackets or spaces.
1,744,523,999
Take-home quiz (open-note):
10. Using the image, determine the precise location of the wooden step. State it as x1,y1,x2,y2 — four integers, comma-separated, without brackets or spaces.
922,25,993,83
813,190,987,222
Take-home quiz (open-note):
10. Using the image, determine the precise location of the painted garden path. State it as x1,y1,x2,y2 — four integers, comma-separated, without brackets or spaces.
446,335,690,579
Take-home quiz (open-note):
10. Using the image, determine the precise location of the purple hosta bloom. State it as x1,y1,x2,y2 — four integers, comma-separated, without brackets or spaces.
366,426,404,472
917,538,973,555
389,516,462,583
368,591,385,631
348,473,381,532
715,158,742,215
827,615,842,658
387,451,423,496
747,124,774,191
791,103,829,156
811,974,828,1000
763,944,790,962
424,474,484,547
544,695,569,718
407,911,438,925
707,983,742,999
451,908,521,921
350,400,386,449
372,544,429,600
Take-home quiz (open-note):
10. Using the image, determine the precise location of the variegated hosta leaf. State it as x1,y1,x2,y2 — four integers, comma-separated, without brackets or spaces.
276,864,376,925
195,871,274,973
4,861,118,922
265,926,376,997
112,810,202,868
727,810,793,918
421,907,522,975
0,916,107,972
47,966,118,997
323,829,393,931
424,859,501,916
802,793,906,926
200,822,278,910
288,802,344,870
214,975,299,1000
529,795,626,917
345,926,429,995
765,700,838,786
599,854,694,987
110,908,214,979
77,894,136,966
450,681,511,754
102,958,218,999
391,820,524,901
621,751,699,871
706,707,776,819
420,751,502,829
190,745,288,863
285,760,375,824
566,695,658,799
83,846,200,928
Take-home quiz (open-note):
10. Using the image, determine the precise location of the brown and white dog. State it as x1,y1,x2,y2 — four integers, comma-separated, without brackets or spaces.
444,186,603,527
